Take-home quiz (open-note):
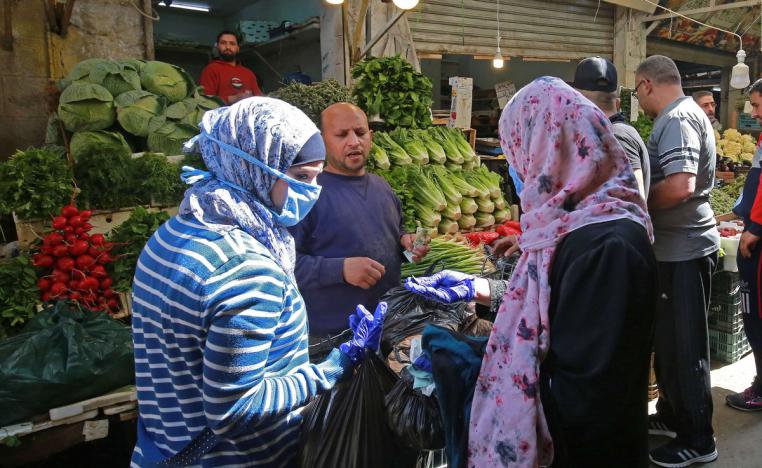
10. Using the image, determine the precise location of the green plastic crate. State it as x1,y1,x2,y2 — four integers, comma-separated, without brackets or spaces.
709,327,751,364
708,293,742,329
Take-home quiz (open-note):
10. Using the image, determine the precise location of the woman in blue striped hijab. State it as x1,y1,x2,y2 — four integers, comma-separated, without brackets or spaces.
130,97,384,467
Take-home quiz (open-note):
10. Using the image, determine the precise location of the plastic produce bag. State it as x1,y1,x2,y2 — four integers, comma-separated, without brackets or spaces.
380,285,469,357
385,368,445,450
0,301,134,426
298,352,418,468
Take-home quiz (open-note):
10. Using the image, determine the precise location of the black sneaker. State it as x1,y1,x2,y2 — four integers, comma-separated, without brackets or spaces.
649,439,718,467
726,382,762,412
648,414,677,438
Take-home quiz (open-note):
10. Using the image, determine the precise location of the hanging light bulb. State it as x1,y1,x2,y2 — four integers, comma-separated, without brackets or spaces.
731,49,751,89
392,0,419,9
493,48,504,69
325,0,344,5
492,0,503,69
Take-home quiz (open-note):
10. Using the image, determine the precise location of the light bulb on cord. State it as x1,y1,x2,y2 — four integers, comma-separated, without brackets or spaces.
392,0,419,9
325,0,344,5
730,49,751,89
493,48,504,69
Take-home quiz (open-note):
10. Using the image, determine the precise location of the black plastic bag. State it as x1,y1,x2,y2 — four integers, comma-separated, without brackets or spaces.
0,301,135,426
380,285,469,357
298,352,418,468
385,367,445,451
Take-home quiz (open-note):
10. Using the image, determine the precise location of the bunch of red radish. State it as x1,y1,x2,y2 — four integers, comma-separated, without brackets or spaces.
32,204,120,313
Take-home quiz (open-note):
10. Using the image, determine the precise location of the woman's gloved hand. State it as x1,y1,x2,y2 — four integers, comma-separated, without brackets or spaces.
339,302,387,364
404,270,476,304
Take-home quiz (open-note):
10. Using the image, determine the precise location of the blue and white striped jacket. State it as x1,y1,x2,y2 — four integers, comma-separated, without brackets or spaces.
130,215,349,467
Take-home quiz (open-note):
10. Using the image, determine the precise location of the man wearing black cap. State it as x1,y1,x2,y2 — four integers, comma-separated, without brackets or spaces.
573,56,650,200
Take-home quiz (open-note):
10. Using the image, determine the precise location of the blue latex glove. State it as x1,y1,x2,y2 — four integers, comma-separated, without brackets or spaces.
339,302,387,364
404,270,476,304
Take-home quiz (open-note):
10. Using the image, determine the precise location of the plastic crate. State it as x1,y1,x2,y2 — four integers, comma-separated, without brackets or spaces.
709,328,751,364
712,271,741,295
709,291,744,334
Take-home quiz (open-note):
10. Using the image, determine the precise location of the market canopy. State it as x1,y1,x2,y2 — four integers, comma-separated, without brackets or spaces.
645,0,761,54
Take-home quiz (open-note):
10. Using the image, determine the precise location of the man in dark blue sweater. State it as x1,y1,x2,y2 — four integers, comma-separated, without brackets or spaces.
290,103,428,350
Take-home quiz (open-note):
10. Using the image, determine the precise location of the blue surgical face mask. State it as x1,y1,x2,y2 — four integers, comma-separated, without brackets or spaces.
508,164,524,197
183,132,322,227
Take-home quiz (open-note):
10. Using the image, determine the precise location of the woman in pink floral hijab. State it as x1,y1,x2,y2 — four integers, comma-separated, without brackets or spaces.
407,77,657,467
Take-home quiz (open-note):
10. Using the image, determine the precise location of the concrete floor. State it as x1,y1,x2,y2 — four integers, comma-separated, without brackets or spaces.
648,353,762,467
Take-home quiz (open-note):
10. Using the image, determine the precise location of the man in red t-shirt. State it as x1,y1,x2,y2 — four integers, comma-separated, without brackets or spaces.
200,31,263,105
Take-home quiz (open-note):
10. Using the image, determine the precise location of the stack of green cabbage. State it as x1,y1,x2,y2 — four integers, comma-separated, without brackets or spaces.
56,58,222,160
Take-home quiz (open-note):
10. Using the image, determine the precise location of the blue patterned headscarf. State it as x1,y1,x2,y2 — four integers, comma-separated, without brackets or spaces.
180,97,320,275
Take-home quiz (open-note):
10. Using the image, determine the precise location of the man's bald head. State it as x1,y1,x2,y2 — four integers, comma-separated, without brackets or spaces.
321,102,368,130
320,102,372,176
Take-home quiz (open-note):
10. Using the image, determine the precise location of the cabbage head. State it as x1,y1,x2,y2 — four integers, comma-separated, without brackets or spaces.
140,61,194,103
70,130,131,161
115,90,167,137
61,58,141,97
166,94,223,129
58,82,115,132
147,122,197,155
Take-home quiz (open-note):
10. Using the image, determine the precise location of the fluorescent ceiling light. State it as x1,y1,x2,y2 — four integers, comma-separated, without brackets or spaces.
162,1,210,12
712,87,721,92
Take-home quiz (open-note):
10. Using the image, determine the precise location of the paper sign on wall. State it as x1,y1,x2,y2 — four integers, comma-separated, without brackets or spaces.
448,76,473,129
630,95,640,122
495,80,517,108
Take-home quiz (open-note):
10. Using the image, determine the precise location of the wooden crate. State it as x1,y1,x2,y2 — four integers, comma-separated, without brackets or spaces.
14,205,178,250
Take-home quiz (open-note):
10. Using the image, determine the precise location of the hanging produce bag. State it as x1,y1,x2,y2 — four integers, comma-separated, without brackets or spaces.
0,301,134,426
298,352,417,468
385,367,445,451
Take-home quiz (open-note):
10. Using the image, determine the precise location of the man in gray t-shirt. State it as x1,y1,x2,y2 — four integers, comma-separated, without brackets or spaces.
647,96,719,260
635,55,720,468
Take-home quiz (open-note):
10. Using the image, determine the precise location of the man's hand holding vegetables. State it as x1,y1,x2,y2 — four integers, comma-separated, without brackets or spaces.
290,103,429,355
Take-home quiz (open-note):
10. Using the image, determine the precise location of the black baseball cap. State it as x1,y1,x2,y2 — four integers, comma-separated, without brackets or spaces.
572,56,618,92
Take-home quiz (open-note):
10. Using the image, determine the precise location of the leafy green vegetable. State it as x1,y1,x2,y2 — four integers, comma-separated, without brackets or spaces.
428,166,462,205
374,131,412,166
269,80,354,125
108,207,171,292
475,212,496,228
0,254,39,339
130,153,185,206
140,61,194,103
459,197,478,215
351,55,433,128
61,58,142,98
401,237,488,278
74,140,134,209
377,166,416,232
70,130,132,162
633,112,654,142
438,218,459,235
494,209,511,223
458,214,477,230
0,147,73,220
166,92,223,130
414,129,446,164
115,90,167,137
368,143,390,171
147,122,197,155
390,127,429,165
58,82,115,132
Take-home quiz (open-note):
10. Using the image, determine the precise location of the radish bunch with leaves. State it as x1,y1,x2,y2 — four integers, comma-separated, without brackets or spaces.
32,204,120,313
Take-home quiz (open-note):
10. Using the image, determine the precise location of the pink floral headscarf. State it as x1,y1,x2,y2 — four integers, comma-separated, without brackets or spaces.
468,77,653,467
